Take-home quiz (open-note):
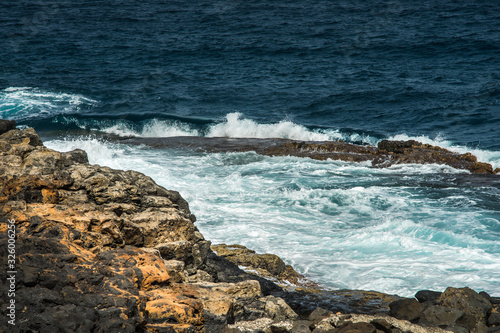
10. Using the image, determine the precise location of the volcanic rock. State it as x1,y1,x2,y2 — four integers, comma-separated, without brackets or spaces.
211,244,309,287
0,119,16,135
416,290,443,304
0,127,277,332
437,287,492,329
389,298,424,321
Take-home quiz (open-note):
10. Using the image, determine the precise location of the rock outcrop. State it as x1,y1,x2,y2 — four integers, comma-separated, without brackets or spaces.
0,123,291,332
120,136,499,174
211,244,310,287
388,287,500,333
1,121,499,332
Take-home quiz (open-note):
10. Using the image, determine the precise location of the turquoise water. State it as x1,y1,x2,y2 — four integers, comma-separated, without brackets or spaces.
1,0,500,297
43,134,500,297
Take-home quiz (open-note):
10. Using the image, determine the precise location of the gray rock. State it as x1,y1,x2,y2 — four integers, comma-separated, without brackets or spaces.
389,298,424,321
309,308,333,323
487,310,500,326
418,305,463,327
263,295,299,321
415,290,442,304
0,119,16,135
444,324,469,333
292,320,313,333
370,318,393,333
438,287,492,324
336,321,377,333
312,321,336,333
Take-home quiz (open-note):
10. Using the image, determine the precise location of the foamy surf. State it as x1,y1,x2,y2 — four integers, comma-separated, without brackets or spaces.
95,112,380,144
100,119,200,137
0,87,98,120
45,136,500,297
206,112,330,141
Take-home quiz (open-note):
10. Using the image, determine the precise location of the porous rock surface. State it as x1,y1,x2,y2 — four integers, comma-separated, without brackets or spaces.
1,122,499,332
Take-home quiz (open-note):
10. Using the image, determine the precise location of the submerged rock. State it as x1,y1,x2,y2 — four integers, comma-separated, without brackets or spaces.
121,136,498,174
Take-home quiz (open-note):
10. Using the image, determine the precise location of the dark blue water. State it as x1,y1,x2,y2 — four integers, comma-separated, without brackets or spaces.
2,0,500,148
2,0,500,297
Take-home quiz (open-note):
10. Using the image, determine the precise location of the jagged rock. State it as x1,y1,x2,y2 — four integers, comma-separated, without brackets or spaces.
488,305,500,326
437,287,492,326
370,318,393,333
378,140,421,154
314,313,454,333
0,127,213,332
162,260,186,283
309,308,334,324
337,321,377,333
224,317,274,332
270,320,294,333
293,320,314,333
389,298,424,321
416,290,442,304
211,244,313,287
212,244,286,275
182,279,267,330
224,318,300,333
312,321,336,333
263,295,299,321
375,140,494,174
442,323,469,333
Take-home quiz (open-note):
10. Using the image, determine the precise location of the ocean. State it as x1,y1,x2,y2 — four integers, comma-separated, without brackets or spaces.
1,0,499,297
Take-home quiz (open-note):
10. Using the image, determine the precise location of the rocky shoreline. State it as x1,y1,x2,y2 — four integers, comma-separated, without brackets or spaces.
1,120,499,332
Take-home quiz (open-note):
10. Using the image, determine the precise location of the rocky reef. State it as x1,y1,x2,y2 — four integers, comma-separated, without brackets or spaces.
1,120,499,332
120,136,499,175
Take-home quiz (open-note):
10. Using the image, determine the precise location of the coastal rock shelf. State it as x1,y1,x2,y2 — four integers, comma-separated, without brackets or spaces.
120,136,499,175
1,121,499,332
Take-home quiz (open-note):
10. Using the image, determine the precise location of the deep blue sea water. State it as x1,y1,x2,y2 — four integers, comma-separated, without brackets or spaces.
1,0,500,297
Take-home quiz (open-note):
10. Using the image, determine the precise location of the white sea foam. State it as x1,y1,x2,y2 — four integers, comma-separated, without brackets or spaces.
90,112,380,145
206,112,380,145
207,112,331,141
100,119,200,137
45,137,128,168
0,87,98,120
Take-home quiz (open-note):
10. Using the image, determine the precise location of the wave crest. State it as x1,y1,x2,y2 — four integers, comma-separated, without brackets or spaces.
207,112,329,141
100,119,200,137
